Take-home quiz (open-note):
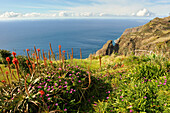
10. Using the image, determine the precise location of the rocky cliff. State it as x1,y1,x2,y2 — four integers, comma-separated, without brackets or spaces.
113,16,170,55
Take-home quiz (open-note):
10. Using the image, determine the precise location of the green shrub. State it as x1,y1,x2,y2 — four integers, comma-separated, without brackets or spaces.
0,49,12,64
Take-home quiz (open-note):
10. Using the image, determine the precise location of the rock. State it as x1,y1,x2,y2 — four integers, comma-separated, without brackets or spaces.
96,40,114,56
113,16,170,55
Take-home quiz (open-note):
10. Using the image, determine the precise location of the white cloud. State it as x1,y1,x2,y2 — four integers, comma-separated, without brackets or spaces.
0,12,22,18
58,11,68,17
132,8,155,17
23,13,42,17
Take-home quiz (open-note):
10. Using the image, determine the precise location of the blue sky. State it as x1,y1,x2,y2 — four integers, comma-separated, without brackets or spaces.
0,0,169,19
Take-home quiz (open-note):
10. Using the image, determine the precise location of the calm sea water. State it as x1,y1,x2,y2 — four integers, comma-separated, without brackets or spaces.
0,19,149,58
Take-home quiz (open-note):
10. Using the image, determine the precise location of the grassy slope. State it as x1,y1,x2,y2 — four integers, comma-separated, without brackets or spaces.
0,54,169,112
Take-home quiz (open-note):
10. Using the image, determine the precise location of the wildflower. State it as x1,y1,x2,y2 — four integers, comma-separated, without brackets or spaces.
26,60,29,65
122,99,124,101
48,97,51,100
144,96,147,99
50,61,52,64
158,85,160,86
12,52,16,57
78,80,81,83
5,71,8,74
46,94,49,96
94,103,97,106
12,58,19,65
55,83,57,86
59,80,61,82
108,91,110,93
159,82,162,84
120,90,122,91
70,91,72,93
32,64,35,69
65,81,67,84
64,108,67,111
59,45,61,48
39,90,45,95
121,64,124,67
62,50,66,53
163,83,166,85
155,80,157,82
47,79,51,82
164,76,166,78
6,57,10,62
32,53,35,56
47,89,50,91
58,86,62,88
55,103,58,106
64,85,67,88
37,49,40,52
69,74,72,76
120,96,123,98
26,49,29,52
130,110,133,112
48,86,50,88
1,80,5,83
37,86,42,88
106,97,109,99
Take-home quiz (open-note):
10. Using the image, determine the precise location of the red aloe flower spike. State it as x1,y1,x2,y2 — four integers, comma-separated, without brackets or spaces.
62,50,66,53
12,58,19,65
37,49,40,52
1,80,5,83
6,57,12,79
59,45,61,60
6,57,10,62
39,90,45,95
5,71,10,86
26,49,30,52
12,52,16,58
12,58,20,80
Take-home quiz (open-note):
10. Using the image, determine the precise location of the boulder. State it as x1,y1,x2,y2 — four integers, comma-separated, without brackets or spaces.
96,40,114,56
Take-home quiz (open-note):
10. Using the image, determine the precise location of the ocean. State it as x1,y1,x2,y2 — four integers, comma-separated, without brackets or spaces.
0,19,150,58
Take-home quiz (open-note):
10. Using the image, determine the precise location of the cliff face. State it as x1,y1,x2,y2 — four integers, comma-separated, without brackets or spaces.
114,16,170,55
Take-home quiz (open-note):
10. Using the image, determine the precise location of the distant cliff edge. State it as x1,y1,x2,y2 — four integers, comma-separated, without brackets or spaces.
95,16,170,56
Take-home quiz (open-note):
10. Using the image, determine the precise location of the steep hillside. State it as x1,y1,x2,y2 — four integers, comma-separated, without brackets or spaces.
114,16,170,55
